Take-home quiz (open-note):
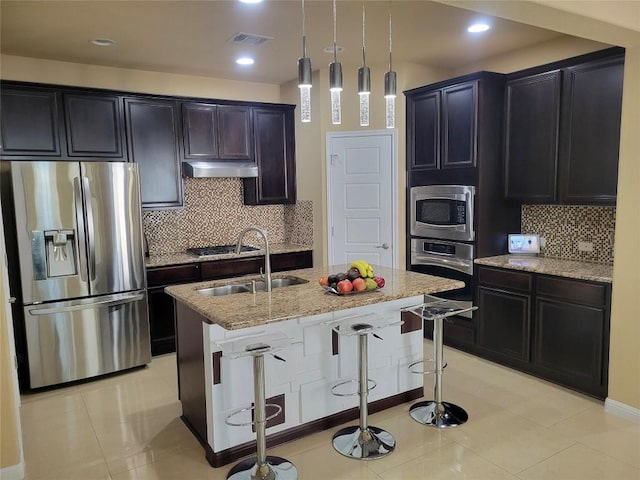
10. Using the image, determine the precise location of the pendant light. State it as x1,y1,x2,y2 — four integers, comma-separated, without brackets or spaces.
298,0,312,123
384,1,397,129
357,0,370,127
329,0,342,125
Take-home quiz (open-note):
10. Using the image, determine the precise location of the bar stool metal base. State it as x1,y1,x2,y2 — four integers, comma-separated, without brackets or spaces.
226,455,298,480
332,425,396,460
409,400,468,428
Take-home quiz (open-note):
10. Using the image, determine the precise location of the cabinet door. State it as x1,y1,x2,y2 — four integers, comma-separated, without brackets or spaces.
64,94,126,159
408,90,440,170
476,286,531,365
442,82,477,169
559,56,624,205
0,87,63,157
148,287,178,356
244,107,296,205
504,71,561,202
217,105,252,160
533,297,606,397
181,103,218,159
125,98,182,209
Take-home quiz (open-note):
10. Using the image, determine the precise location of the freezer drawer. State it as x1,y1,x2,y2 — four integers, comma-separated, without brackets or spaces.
23,291,151,388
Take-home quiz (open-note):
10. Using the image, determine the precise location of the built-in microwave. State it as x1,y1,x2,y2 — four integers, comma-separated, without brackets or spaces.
409,185,475,242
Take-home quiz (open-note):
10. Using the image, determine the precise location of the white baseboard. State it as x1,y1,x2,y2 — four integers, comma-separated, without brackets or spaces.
0,462,25,480
605,398,640,423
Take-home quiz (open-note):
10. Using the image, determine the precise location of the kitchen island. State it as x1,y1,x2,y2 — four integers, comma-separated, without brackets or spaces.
165,265,464,467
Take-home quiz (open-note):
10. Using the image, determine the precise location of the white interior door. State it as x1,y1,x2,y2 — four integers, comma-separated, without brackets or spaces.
327,130,398,268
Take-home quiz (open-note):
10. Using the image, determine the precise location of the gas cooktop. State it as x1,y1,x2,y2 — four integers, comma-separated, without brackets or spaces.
186,244,259,257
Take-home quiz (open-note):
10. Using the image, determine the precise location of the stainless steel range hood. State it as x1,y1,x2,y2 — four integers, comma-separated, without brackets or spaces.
182,161,258,178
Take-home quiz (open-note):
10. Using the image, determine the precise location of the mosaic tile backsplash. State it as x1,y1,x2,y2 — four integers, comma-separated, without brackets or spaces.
143,177,313,255
521,205,615,264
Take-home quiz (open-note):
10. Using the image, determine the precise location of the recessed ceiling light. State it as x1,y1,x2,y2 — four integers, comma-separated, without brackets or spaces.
467,23,490,33
323,45,344,54
91,38,115,47
236,57,255,66
238,0,262,3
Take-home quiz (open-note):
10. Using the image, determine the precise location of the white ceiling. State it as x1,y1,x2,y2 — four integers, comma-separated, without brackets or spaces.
1,0,567,85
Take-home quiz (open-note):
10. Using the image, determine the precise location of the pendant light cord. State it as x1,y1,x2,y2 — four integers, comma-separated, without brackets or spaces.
301,0,307,57
333,0,338,63
388,0,393,71
361,0,366,67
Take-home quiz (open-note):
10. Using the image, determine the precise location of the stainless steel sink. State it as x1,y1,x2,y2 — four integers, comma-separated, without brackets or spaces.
252,276,309,291
196,276,309,297
197,284,251,296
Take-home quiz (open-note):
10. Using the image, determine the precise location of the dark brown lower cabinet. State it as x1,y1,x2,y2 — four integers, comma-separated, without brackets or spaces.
147,264,201,356
476,286,531,366
475,266,610,399
532,276,610,398
146,250,313,355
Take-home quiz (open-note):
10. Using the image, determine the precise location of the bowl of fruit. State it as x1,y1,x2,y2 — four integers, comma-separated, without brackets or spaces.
319,261,385,295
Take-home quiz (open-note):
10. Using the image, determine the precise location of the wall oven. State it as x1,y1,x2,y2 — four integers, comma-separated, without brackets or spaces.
410,185,475,241
410,238,474,319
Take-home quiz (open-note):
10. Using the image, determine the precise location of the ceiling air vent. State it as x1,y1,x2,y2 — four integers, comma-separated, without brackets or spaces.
228,32,273,46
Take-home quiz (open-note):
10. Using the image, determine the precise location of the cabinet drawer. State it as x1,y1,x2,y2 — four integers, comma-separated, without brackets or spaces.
477,266,532,292
536,275,607,307
200,257,262,280
271,251,313,271
147,264,200,287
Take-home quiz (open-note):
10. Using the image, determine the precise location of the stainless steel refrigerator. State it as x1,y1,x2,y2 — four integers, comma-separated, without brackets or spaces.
6,161,150,388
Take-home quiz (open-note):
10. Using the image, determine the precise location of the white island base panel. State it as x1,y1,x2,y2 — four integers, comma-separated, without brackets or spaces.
202,295,425,456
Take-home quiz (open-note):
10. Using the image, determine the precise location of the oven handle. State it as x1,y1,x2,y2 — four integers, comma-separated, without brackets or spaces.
411,254,473,276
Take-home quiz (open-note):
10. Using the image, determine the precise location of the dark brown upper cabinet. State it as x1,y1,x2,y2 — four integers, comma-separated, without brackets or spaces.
442,82,477,169
559,56,624,205
409,90,440,170
181,103,253,161
244,106,296,205
504,71,561,202
124,97,182,209
0,86,64,158
504,49,624,205
407,79,478,171
63,93,126,159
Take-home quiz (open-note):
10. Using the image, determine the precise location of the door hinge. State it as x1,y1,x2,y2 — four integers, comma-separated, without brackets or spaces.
330,154,338,165
331,226,334,236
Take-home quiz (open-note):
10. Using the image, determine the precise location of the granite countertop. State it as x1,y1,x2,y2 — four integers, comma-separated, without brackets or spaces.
475,255,613,283
145,243,312,268
165,265,465,330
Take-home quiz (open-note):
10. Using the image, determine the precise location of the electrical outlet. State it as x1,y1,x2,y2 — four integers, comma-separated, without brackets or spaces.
540,237,547,248
578,241,594,252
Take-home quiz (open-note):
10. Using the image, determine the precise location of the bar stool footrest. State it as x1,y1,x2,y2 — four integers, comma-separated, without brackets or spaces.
409,400,468,428
408,359,447,375
226,455,298,480
330,378,377,397
225,403,283,427
332,425,396,460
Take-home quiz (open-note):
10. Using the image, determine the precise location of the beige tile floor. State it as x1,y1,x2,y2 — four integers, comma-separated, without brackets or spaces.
19,343,640,480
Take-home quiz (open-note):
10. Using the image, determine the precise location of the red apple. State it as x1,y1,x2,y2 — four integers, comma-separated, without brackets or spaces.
336,279,353,293
352,277,366,292
373,276,385,288
319,276,330,286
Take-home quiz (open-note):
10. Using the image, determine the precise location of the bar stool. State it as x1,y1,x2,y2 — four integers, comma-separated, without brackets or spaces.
215,331,298,480
327,313,403,460
403,299,477,428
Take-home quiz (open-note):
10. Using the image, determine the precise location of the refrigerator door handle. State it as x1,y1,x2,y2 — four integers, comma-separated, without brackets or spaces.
82,176,96,281
27,292,145,315
73,177,88,282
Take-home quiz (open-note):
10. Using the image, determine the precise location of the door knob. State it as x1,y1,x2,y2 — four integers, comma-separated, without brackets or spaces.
375,243,390,250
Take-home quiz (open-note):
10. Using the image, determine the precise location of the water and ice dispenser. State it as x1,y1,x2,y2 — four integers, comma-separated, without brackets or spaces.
31,229,77,279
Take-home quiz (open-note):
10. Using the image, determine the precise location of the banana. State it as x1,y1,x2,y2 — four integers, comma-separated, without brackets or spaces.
349,260,374,278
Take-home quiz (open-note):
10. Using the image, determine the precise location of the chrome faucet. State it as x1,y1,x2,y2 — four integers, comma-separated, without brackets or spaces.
235,227,272,292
